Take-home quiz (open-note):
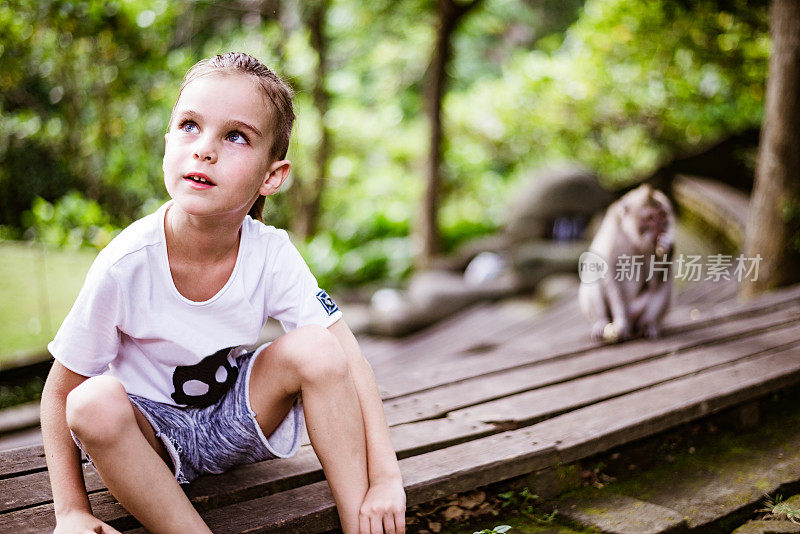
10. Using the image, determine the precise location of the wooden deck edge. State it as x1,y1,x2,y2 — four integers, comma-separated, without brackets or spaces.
673,174,749,247
557,366,800,466
545,347,800,464
5,347,800,533
129,440,561,533
7,310,798,515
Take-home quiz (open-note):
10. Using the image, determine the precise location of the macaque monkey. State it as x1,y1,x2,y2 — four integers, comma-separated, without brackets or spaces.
579,184,675,342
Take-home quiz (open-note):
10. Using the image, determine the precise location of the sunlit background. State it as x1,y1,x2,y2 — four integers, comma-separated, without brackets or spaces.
0,0,768,359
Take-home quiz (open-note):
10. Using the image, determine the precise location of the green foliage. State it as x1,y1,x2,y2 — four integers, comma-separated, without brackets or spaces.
473,525,511,534
780,199,800,252
497,488,560,524
23,192,120,249
300,213,413,291
0,378,43,410
498,487,540,516
447,0,768,188
759,494,800,523
0,0,187,228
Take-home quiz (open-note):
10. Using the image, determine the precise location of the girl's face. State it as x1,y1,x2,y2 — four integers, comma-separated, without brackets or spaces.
162,72,287,220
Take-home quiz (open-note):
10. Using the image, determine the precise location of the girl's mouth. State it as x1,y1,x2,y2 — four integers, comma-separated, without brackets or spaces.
184,173,215,189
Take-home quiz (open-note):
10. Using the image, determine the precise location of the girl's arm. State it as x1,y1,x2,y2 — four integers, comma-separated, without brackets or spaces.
41,362,121,533
328,319,406,529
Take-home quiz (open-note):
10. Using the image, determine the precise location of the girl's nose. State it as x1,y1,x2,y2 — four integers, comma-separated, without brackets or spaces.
193,139,217,163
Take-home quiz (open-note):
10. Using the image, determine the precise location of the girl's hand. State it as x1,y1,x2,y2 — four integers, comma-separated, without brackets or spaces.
358,477,406,534
53,510,122,534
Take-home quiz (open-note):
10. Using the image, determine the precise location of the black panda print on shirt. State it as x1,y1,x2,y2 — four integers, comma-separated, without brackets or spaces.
171,346,239,407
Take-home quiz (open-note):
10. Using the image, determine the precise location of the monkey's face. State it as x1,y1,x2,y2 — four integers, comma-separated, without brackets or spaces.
637,204,668,242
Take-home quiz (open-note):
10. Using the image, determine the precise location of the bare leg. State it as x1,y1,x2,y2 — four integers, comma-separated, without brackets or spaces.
249,325,369,534
66,376,211,534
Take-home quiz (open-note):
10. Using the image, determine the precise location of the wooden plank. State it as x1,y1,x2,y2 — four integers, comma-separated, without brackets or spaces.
459,332,800,427
358,255,742,368
3,352,797,528
533,344,800,463
372,300,549,370
4,438,558,534
673,175,749,245
0,445,47,478
0,402,40,435
380,308,800,425
0,295,565,479
0,491,133,534
676,277,738,306
376,294,800,400
0,445,324,517
0,301,585,517
0,449,326,532
387,324,800,457
505,289,795,356
387,325,800,457
356,335,402,366
0,463,103,513
665,282,800,327
378,293,575,364
374,307,585,398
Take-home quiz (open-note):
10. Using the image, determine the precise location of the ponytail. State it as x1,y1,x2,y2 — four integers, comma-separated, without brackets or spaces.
248,195,266,222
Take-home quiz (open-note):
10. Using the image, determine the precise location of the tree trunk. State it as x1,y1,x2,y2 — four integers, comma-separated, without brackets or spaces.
278,1,329,239
293,0,329,238
417,0,481,268
741,0,800,297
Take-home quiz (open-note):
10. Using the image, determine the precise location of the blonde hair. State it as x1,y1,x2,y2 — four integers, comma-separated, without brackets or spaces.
173,52,295,221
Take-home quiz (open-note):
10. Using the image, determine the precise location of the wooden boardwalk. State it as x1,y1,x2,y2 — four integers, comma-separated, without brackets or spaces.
3,279,800,533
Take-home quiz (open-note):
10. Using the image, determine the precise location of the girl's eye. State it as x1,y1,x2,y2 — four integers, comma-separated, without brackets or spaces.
179,120,199,134
226,131,248,145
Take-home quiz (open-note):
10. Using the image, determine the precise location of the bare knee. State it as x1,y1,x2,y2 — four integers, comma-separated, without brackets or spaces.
276,325,349,385
66,375,135,446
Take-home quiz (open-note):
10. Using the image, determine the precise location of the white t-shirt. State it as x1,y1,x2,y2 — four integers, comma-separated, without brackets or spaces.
48,201,342,407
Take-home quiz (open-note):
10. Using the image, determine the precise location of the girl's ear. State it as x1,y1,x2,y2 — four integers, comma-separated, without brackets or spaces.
259,159,291,196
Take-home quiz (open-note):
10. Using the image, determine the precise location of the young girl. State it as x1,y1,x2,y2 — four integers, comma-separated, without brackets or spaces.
40,52,406,534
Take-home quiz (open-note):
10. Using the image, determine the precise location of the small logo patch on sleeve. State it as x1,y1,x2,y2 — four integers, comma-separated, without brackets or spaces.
316,290,339,316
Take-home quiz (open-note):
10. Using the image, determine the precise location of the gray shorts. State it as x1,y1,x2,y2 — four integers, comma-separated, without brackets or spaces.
72,343,304,484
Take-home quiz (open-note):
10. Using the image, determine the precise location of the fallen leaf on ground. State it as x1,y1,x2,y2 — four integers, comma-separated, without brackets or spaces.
443,505,467,521
459,491,486,510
